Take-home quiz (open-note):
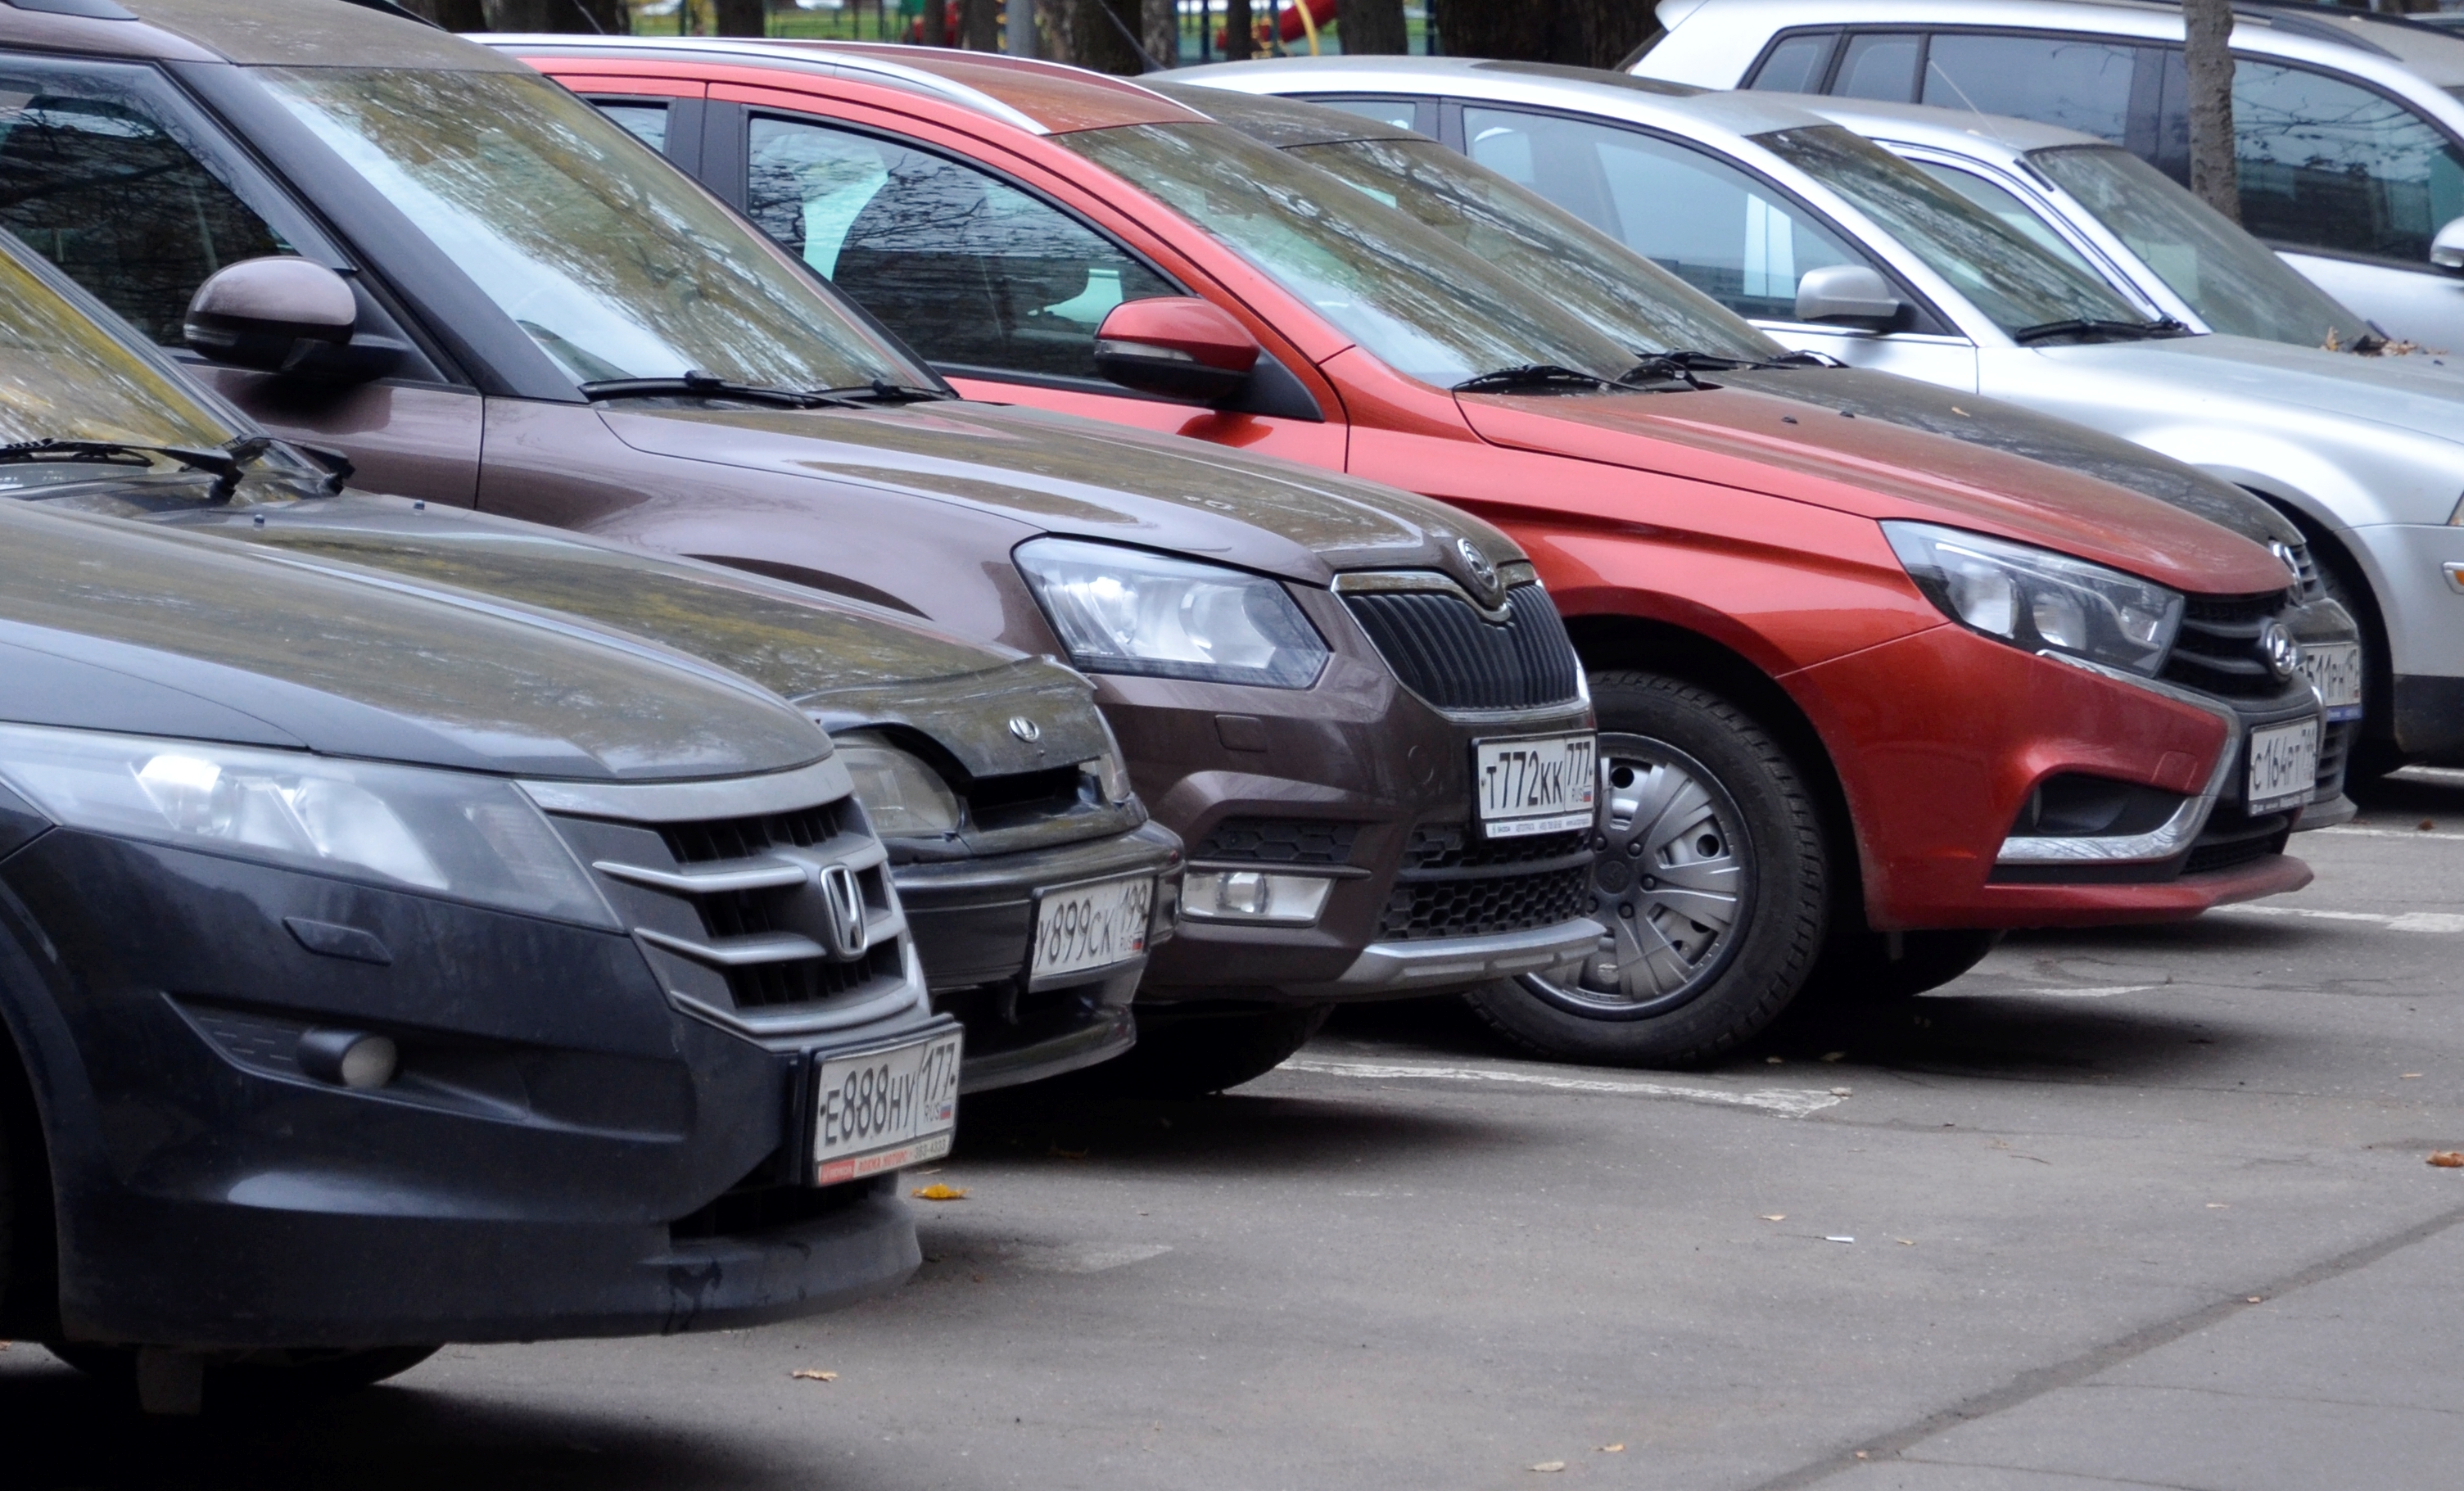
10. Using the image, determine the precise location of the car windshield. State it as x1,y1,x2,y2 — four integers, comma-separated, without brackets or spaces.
2027,144,2376,350
1282,136,1786,363
254,67,928,393
1757,125,2152,338
1060,122,1646,387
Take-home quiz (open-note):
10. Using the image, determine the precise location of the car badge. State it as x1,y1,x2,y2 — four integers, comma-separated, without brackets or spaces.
816,863,870,960
2268,540,2304,586
1007,716,1042,743
2259,620,2301,680
1455,536,1502,602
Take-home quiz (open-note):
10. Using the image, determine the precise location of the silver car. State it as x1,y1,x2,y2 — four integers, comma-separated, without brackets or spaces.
1174,56,2464,775
1633,0,2464,351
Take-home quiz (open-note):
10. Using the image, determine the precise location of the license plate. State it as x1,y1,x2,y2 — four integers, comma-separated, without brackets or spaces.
812,1028,962,1187
2299,641,2363,721
2246,718,2322,816
1474,731,1599,838
1031,872,1154,984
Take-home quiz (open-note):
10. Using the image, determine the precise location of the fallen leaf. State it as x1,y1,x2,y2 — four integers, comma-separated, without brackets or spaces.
1759,1213,1786,1222
1820,1050,1846,1063
2429,1151,2464,1168
1824,1235,1855,1244
1830,1087,1853,1096
2403,1073,2424,1079
2245,1296,2264,1304
1856,1451,1870,1460
2207,1203,2231,1209
1529,1462,1567,1474
912,1182,970,1200
2421,820,2437,832
1599,1444,1625,1453
1950,406,1970,416
1895,1238,1915,1246
1765,1055,1784,1064
790,1369,838,1382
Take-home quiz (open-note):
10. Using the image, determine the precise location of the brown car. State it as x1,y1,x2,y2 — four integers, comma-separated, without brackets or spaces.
0,0,1601,1092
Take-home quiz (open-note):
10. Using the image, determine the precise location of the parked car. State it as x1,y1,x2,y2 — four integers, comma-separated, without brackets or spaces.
1157,77,2363,825
0,231,1174,1096
0,491,957,1406
1633,0,2464,350
0,0,1603,1096
1183,56,2464,778
518,37,2324,1064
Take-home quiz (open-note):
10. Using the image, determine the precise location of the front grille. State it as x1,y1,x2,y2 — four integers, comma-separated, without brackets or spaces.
2184,810,2293,874
2316,718,2355,802
1195,817,1360,865
1378,825,1594,941
1344,581,1582,712
2284,541,2326,603
662,803,841,864
2163,593,2293,698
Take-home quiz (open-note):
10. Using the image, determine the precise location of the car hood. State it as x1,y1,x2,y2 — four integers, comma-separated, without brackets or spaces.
0,501,823,781
1716,365,2305,548
1453,383,2291,594
598,398,1523,587
129,493,1109,781
2032,334,2464,448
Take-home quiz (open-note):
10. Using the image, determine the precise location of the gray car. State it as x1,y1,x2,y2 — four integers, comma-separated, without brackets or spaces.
1634,0,2464,351
1177,56,2464,774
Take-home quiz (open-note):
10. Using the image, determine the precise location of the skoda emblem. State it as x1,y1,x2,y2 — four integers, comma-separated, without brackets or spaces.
1007,716,1042,743
2259,620,2301,680
816,863,870,960
1455,536,1502,602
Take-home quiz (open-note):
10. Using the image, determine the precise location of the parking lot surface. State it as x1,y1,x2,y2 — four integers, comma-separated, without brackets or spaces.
7,772,2462,1490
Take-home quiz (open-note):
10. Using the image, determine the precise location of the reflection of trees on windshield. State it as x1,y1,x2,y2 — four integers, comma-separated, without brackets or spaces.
1294,138,1779,362
258,69,922,391
0,248,231,457
1065,123,1635,386
1760,126,2141,335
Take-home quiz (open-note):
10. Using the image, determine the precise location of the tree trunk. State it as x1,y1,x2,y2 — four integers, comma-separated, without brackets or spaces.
1222,0,1252,60
2183,0,2239,221
396,0,490,28
1434,0,1653,68
1142,0,1178,66
1340,0,1407,55
960,0,1000,47
712,0,766,35
1049,0,1146,71
481,0,626,32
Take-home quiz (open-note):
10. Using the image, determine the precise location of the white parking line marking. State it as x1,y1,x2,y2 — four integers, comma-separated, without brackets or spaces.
2213,905,2464,933
2318,825,2464,842
1926,983,2159,1000
1276,1056,1846,1118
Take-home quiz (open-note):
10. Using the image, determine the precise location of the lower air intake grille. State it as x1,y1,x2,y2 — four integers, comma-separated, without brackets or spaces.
1344,582,1582,712
1379,825,1594,941
1194,818,1361,865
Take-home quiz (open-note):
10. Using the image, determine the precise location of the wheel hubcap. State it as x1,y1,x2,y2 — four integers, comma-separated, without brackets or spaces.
1523,732,1752,1019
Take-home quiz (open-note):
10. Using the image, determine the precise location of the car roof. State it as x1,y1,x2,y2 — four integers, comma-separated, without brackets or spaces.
1145,78,1426,147
1798,93,2106,156
45,0,527,69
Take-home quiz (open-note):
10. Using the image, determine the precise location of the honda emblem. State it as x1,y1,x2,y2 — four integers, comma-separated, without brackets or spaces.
816,863,870,960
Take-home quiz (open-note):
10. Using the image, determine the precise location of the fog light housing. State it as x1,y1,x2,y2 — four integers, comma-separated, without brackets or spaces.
1181,870,1334,925
296,1028,398,1090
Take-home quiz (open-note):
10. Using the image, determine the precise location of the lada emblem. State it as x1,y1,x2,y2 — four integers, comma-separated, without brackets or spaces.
816,863,870,960
2259,620,2301,680
1007,715,1041,743
1455,537,1502,602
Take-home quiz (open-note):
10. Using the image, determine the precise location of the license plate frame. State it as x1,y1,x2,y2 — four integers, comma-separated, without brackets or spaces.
1473,731,1600,840
2246,718,2322,817
810,1028,963,1188
1029,871,1155,988
2299,641,2363,721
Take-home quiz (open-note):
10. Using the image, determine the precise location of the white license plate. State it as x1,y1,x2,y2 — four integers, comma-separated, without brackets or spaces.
1031,873,1154,984
812,1029,962,1187
1475,731,1599,838
2299,642,2363,720
2247,718,2322,816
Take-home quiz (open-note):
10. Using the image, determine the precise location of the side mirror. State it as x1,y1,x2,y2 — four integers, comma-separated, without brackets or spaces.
184,256,392,382
1092,297,1260,404
2432,216,2464,276
1793,264,1904,329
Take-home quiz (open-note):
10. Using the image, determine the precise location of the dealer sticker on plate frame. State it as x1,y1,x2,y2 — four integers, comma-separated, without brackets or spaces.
2246,718,2322,817
812,1028,963,1187
1474,732,1599,838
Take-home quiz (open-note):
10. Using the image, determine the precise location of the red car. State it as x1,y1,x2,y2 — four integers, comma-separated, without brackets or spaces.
513,37,2318,1064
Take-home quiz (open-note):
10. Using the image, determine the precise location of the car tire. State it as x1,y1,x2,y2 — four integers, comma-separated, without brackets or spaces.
1068,1001,1333,1097
1463,671,1828,1067
47,1343,442,1398
1801,928,2002,1005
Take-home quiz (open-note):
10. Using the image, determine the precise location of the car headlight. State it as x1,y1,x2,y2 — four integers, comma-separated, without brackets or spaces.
1015,537,1329,689
1883,522,2181,677
0,724,614,926
832,731,962,837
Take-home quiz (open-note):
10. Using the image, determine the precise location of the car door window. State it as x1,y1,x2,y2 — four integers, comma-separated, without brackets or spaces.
1833,33,1922,103
1918,34,2136,144
744,115,1176,382
598,101,668,154
1462,106,1863,322
1911,161,2109,281
1306,97,1419,133
1747,32,1836,95
0,60,298,346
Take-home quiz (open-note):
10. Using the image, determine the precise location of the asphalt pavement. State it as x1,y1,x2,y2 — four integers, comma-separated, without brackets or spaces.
8,770,2464,1490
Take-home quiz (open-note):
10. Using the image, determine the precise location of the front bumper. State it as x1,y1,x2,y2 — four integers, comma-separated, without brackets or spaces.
1281,915,1603,1000
2342,522,2464,757
891,820,1181,1091
0,825,944,1350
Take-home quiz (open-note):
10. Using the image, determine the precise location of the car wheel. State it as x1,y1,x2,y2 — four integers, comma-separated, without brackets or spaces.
1801,928,2002,1005
1067,1001,1333,1097
1463,671,1828,1067
47,1343,441,1398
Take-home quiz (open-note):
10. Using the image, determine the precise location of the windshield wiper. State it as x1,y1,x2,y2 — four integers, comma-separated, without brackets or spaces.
2010,316,2191,346
0,435,274,503
1453,364,1615,395
803,381,956,404
581,373,843,409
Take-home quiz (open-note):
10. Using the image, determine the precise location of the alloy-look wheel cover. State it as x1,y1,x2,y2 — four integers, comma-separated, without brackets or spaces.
1522,732,1753,1020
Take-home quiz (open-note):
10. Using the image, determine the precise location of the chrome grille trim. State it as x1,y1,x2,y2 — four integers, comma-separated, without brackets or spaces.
593,857,812,894
636,927,833,967
518,756,853,822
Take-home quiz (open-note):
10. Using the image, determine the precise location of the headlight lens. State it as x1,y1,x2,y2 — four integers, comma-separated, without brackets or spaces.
1015,537,1329,689
832,732,962,837
1883,522,2181,676
0,725,614,925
